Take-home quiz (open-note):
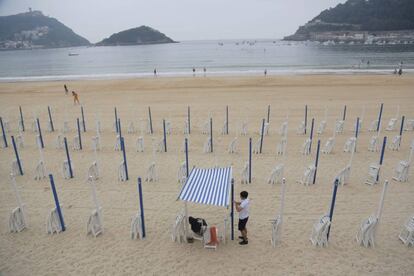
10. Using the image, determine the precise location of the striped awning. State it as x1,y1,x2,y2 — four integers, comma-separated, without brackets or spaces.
178,167,232,207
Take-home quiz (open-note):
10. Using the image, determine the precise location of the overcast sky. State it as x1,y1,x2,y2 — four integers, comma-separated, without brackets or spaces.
0,0,346,43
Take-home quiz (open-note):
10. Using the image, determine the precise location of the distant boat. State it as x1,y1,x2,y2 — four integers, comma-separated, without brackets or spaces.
68,53,79,56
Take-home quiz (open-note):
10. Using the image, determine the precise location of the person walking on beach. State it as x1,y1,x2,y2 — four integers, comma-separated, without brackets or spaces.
264,69,267,77
64,84,68,95
72,91,80,105
203,67,206,76
192,67,196,76
153,68,157,77
235,191,250,245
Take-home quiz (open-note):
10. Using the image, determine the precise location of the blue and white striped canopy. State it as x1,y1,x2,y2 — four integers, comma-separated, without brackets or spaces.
178,167,232,207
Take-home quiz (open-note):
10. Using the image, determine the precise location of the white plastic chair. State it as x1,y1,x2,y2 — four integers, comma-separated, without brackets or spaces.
399,216,414,246
322,137,335,154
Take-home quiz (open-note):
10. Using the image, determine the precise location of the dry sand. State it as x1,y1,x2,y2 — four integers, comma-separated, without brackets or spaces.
0,75,414,275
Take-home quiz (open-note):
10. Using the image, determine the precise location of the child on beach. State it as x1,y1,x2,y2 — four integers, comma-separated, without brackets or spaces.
235,191,250,245
72,91,80,105
64,84,68,95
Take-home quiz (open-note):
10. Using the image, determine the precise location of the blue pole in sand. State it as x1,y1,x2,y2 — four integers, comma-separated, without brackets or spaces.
0,117,7,147
148,107,153,135
11,136,23,175
81,106,86,132
48,106,54,132
49,174,66,232
185,138,189,177
305,105,308,134
355,117,360,152
377,136,387,182
327,179,339,240
137,177,146,238
399,116,405,147
36,118,44,148
231,179,234,241
77,118,82,150
226,105,229,135
210,117,213,152
267,105,270,123
313,139,321,184
377,103,383,132
343,105,347,121
309,118,314,153
118,118,122,139
259,118,265,154
64,137,73,178
114,107,118,133
249,137,252,183
163,119,167,152
121,137,129,181
19,106,25,132
187,106,191,134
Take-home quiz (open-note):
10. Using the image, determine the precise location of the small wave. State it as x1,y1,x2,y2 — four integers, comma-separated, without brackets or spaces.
0,68,412,82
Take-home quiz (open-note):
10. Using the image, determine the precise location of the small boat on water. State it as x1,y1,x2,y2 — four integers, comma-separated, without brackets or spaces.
68,53,79,56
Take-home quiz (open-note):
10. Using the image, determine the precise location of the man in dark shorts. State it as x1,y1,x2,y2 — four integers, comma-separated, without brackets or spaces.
235,191,250,245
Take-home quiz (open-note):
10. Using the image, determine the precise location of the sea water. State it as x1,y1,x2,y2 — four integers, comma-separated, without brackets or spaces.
1,39,413,82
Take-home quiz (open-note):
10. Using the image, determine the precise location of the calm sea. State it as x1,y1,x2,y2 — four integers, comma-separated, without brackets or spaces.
1,39,414,82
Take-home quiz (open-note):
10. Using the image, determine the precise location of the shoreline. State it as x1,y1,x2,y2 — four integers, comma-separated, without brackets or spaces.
0,68,413,83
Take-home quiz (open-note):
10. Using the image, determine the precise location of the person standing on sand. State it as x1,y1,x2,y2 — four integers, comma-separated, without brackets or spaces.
72,91,80,105
264,69,267,77
235,191,250,245
154,69,157,77
64,84,68,95
203,67,206,76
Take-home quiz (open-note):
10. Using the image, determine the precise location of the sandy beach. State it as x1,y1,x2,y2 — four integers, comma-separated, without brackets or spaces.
1,75,414,275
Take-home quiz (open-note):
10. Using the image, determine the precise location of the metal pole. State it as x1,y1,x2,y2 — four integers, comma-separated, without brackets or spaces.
210,117,213,152
379,136,387,165
48,106,54,132
11,136,23,175
377,136,387,182
313,140,321,184
185,138,189,177
138,177,146,238
148,107,153,135
267,105,271,123
36,118,44,148
121,137,129,181
249,137,252,183
0,117,7,147
305,105,308,134
49,174,66,231
377,103,383,132
118,118,122,139
260,118,265,154
77,118,82,150
343,105,347,121
226,105,229,135
279,178,287,240
81,106,86,132
309,118,314,153
355,117,360,152
163,119,167,152
114,107,118,133
376,180,389,221
231,179,234,241
64,137,73,178
19,106,25,132
400,115,405,136
327,179,339,240
187,106,191,134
